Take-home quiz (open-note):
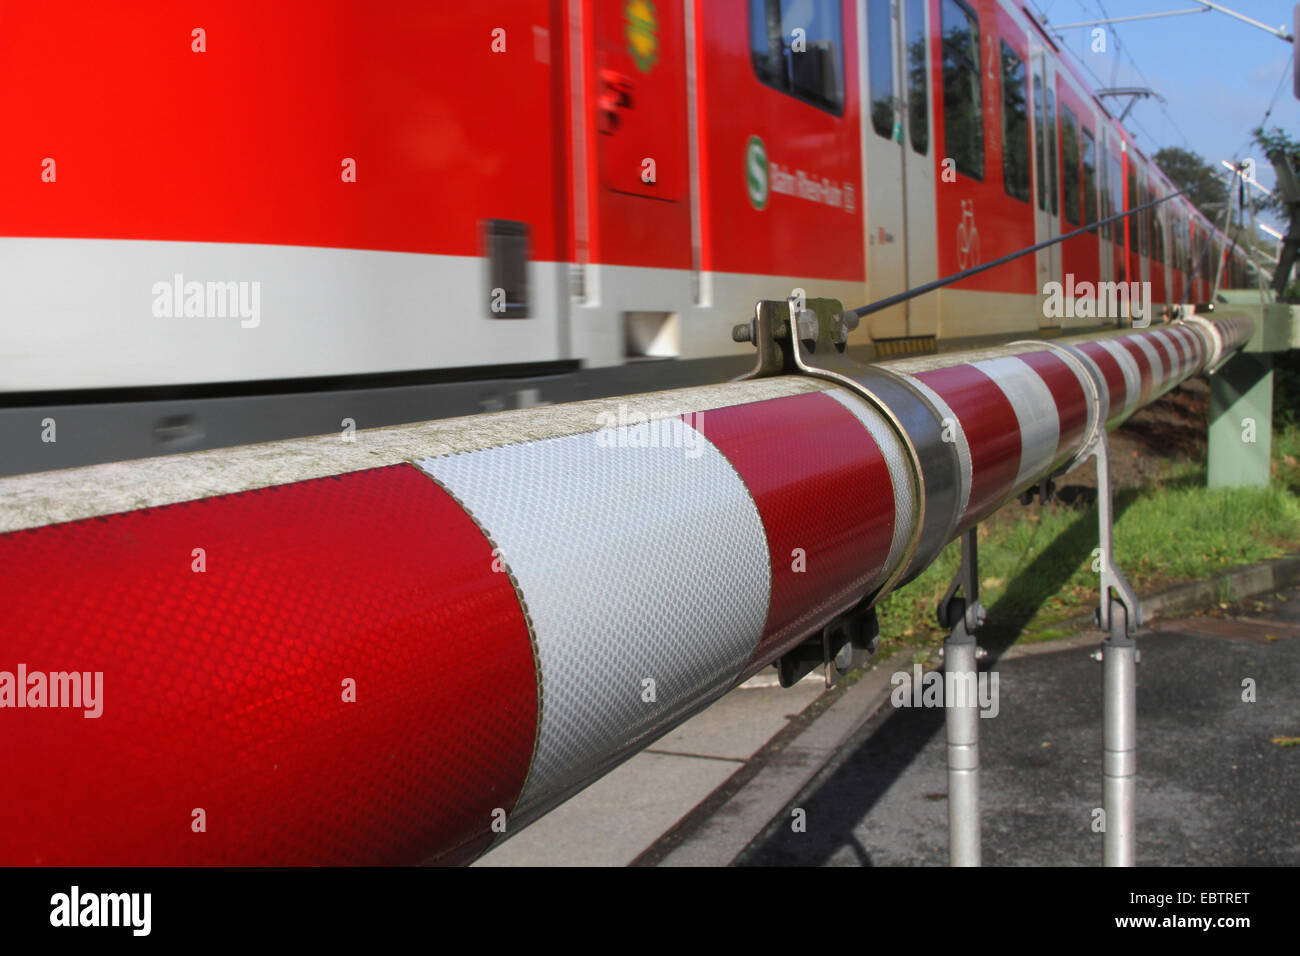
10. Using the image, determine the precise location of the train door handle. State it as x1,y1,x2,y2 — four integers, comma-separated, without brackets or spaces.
598,69,634,133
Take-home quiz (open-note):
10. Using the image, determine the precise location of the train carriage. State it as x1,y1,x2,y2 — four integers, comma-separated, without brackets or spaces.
0,0,1243,475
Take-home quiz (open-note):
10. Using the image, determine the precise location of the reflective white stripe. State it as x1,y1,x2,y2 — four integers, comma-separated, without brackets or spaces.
1173,325,1205,374
1042,345,1103,462
901,374,973,521
1150,330,1182,382
973,356,1059,495
823,390,915,585
1149,331,1181,393
1130,333,1166,394
1170,329,1190,382
1183,316,1224,367
1040,343,1109,447
1096,338,1142,419
415,419,770,829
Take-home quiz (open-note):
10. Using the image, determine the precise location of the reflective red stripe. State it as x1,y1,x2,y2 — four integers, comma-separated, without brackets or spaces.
1117,337,1155,404
1172,326,1201,370
687,392,895,668
1017,351,1088,464
1077,341,1128,422
1171,328,1193,375
1149,332,1180,388
0,464,536,865
914,365,1021,526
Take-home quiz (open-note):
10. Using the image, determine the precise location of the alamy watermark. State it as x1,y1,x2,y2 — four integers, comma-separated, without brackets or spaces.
593,404,706,459
0,664,103,718
50,886,150,936
151,273,260,328
890,663,999,718
1042,275,1152,327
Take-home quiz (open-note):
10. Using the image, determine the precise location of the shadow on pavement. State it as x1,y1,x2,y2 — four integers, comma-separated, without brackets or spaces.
737,490,1138,866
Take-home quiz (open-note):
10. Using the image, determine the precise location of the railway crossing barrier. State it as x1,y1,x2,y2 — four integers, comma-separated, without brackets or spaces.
0,301,1256,865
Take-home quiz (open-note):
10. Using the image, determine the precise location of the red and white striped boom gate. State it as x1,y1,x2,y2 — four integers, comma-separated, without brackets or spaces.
0,303,1254,865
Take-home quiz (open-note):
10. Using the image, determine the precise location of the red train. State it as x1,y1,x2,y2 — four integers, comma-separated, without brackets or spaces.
0,1,1249,474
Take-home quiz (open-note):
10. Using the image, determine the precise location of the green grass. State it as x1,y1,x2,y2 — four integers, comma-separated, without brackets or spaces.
873,429,1300,660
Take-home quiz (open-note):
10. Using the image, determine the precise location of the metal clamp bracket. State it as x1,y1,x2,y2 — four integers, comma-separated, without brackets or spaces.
735,297,965,593
1086,431,1141,636
734,297,945,688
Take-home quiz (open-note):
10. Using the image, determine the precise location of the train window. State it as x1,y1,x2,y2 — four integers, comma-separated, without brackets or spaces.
1151,198,1164,264
1000,42,1030,202
1127,162,1138,252
1046,89,1058,216
1137,177,1148,257
1081,127,1097,227
1061,107,1080,226
749,0,845,115
1098,143,1110,240
1128,166,1138,254
906,0,929,154
1133,181,1143,255
868,0,895,138
1110,152,1124,238
940,0,983,180
1033,73,1046,212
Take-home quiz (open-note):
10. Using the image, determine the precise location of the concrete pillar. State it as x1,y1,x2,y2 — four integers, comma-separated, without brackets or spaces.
1208,352,1273,489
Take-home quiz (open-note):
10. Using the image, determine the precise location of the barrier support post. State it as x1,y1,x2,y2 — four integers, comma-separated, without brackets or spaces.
938,526,984,867
1088,431,1141,866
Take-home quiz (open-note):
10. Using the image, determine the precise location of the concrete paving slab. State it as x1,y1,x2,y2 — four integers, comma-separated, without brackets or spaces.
649,680,823,760
657,654,907,867
475,750,739,867
475,679,823,866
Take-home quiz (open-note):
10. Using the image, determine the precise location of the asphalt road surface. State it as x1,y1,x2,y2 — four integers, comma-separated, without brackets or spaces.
737,588,1300,866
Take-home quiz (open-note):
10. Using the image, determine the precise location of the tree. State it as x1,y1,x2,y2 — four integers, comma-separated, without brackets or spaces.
1153,146,1229,223
1250,125,1300,218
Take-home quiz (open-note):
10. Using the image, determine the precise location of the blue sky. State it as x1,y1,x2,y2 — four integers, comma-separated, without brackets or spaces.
1027,0,1298,231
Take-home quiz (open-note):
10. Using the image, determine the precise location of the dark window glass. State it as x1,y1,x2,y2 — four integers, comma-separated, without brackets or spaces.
1046,88,1058,216
1127,162,1138,252
1151,197,1164,264
1138,179,1149,256
1110,151,1124,238
906,0,928,154
1000,42,1029,201
1099,142,1110,239
1061,106,1080,226
940,0,982,180
1033,73,1046,211
1081,127,1097,226
868,0,895,138
749,0,845,115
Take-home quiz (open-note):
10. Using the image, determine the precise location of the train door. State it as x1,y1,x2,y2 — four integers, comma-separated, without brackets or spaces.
1132,161,1148,295
1148,182,1168,307
1030,47,1060,327
862,0,932,339
1110,137,1126,286
583,0,692,272
1097,125,1114,287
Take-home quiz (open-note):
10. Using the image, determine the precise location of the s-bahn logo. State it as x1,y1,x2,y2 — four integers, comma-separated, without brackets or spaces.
746,135,853,212
746,135,769,210
626,0,658,73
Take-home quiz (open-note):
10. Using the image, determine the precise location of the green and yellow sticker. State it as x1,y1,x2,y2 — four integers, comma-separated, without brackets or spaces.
626,0,658,73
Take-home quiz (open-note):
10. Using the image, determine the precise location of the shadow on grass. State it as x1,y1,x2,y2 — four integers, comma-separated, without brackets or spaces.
736,490,1138,867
